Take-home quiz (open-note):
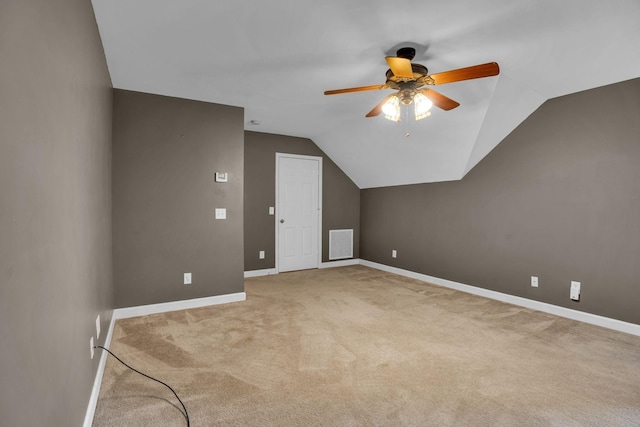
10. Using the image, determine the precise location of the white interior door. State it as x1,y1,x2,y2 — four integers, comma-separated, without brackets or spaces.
277,154,321,272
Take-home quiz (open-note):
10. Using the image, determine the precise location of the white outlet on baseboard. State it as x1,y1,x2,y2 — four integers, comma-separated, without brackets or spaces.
531,276,538,287
90,337,94,359
259,250,265,259
96,314,101,339
184,273,192,285
392,249,397,258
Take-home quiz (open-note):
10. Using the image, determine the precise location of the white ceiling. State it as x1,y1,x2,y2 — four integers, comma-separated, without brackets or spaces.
92,0,640,189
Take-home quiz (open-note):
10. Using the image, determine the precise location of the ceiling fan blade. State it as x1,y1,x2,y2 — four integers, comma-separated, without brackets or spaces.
385,57,414,78
365,94,395,117
420,89,460,111
430,62,500,85
324,84,387,95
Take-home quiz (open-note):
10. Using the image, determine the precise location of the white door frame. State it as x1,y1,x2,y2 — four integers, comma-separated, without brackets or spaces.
275,152,322,273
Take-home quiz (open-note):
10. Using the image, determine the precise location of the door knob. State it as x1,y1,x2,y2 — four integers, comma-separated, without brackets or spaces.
280,219,285,223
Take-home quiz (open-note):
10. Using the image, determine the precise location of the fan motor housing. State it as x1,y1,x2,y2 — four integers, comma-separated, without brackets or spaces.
385,63,430,88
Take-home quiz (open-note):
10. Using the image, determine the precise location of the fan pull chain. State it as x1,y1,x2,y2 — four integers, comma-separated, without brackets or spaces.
404,105,410,138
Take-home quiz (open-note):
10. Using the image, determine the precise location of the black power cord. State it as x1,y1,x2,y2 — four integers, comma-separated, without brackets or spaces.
95,345,190,427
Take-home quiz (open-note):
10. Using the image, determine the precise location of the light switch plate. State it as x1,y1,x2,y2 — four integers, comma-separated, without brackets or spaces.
214,172,228,182
259,250,265,259
215,208,227,219
96,315,101,339
269,206,274,215
184,272,192,285
531,276,538,287
90,337,94,359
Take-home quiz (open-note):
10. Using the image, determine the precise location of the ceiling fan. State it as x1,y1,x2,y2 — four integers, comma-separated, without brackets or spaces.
324,47,500,122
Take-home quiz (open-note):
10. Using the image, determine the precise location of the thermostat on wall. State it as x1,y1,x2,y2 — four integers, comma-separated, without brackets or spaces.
215,172,228,182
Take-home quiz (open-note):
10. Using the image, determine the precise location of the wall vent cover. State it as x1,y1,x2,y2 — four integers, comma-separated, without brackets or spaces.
329,229,353,260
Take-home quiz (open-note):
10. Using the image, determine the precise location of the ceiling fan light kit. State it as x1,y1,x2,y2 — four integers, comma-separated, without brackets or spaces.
380,91,433,122
324,47,499,122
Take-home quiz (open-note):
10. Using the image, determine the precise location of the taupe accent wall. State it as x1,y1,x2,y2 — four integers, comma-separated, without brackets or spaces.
113,90,244,307
0,1,114,425
244,131,360,271
361,78,640,325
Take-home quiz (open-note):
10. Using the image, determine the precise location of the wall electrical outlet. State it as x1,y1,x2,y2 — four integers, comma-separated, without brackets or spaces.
531,276,538,287
259,250,265,259
184,272,192,285
570,281,581,301
268,207,274,215
90,337,94,359
392,249,397,258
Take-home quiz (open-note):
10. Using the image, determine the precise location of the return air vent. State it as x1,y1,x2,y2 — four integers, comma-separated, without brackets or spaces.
329,229,353,260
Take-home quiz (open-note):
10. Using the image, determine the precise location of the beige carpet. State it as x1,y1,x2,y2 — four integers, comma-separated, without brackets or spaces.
93,266,640,426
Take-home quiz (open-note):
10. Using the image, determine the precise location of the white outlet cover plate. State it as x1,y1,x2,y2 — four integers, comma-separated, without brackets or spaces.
269,207,274,215
259,250,265,259
90,337,94,359
392,250,397,258
184,272,192,285
215,208,227,219
531,276,538,287
570,281,581,300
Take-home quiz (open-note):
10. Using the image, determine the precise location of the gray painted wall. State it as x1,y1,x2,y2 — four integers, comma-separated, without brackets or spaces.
361,78,640,325
0,0,114,425
244,131,360,271
113,90,245,308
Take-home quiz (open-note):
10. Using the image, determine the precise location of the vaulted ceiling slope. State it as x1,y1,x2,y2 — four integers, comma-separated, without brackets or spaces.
92,0,640,189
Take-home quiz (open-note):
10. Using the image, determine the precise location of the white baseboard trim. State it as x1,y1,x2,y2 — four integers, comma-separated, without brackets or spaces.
360,259,640,337
244,268,277,278
320,258,360,269
83,313,116,427
113,292,247,320
244,260,361,277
